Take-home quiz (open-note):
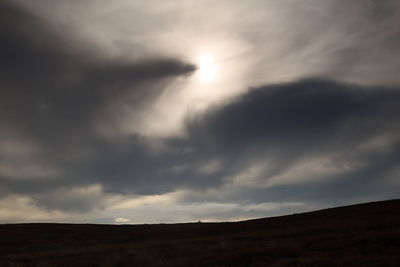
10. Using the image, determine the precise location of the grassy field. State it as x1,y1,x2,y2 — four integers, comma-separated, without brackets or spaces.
1,199,399,266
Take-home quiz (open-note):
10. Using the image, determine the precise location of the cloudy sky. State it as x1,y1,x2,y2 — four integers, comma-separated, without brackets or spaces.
1,0,399,224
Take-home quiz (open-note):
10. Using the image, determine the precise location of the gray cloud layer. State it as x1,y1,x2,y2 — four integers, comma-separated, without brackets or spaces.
0,0,399,223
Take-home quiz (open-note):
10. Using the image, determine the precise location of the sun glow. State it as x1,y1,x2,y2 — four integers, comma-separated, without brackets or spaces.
197,54,219,82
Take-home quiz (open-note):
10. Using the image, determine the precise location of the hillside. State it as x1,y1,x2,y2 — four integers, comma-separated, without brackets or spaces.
1,199,400,266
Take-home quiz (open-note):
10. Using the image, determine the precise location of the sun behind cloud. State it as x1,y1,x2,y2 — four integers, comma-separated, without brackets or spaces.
197,53,219,83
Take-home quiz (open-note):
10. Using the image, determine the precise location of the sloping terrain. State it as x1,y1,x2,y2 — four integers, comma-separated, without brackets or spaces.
1,199,400,266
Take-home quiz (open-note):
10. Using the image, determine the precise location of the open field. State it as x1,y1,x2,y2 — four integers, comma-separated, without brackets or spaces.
1,199,400,266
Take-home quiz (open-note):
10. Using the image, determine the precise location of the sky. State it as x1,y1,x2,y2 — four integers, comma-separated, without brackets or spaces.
1,0,399,224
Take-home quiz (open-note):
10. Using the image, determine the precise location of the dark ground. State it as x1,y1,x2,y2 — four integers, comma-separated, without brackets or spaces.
0,199,400,266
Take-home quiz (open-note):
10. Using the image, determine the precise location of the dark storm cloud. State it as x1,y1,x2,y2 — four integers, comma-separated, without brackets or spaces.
191,80,397,163
0,8,193,133
0,0,194,141
0,0,194,205
188,79,399,153
169,79,400,205
82,79,400,200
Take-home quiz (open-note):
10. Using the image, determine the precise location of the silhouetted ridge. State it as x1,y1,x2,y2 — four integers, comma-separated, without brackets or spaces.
1,199,399,266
